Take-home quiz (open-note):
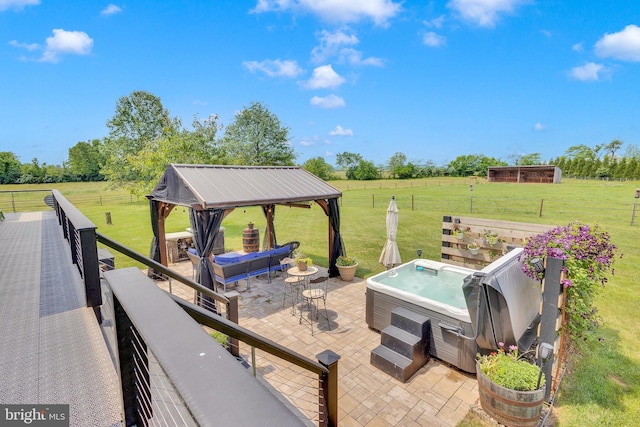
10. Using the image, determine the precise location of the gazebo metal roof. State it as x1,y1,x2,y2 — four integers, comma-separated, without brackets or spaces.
151,164,342,209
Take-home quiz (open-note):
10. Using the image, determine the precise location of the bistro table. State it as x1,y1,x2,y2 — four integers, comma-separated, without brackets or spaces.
287,266,319,326
287,265,318,284
286,265,318,314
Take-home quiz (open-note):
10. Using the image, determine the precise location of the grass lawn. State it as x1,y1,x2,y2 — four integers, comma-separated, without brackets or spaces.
2,177,639,426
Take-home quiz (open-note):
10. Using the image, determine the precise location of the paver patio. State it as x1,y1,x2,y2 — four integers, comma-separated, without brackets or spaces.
159,260,480,427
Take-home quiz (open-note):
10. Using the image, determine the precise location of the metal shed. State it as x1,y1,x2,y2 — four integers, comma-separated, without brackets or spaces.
147,164,345,295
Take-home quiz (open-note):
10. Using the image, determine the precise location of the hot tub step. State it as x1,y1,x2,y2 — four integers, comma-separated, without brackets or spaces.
391,306,431,338
371,308,432,382
370,345,415,383
381,325,427,362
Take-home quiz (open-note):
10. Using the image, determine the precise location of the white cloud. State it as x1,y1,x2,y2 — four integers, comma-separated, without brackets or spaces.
533,123,545,131
594,24,640,62
572,42,583,52
8,40,39,51
423,31,446,47
540,29,552,37
311,29,383,66
312,29,359,63
339,48,383,66
101,4,122,15
40,29,93,63
0,0,39,12
251,0,402,26
329,125,353,136
569,62,607,81
447,0,528,27
243,59,304,77
310,94,345,108
303,64,345,89
424,15,445,28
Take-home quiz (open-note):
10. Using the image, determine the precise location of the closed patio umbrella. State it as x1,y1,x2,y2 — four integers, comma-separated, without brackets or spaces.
379,195,401,268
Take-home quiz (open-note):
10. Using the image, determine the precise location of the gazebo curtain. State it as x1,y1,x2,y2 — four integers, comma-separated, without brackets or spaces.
147,199,162,278
328,198,345,277
189,207,225,305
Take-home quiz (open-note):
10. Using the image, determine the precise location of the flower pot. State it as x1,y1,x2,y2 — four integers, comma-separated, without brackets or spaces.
477,362,545,427
455,232,464,240
469,248,479,255
337,263,358,281
297,261,308,271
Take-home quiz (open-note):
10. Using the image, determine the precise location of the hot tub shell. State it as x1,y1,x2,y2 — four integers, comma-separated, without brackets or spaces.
366,260,479,373
366,249,541,374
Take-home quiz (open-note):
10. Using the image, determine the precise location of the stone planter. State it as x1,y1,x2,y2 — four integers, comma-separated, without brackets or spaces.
477,362,545,427
336,263,358,281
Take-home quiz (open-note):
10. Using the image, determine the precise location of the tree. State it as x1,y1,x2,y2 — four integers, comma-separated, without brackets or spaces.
0,151,22,184
565,144,602,162
102,91,180,186
387,152,407,178
221,101,295,166
352,159,379,180
68,139,105,181
624,144,640,159
335,152,363,179
512,152,543,165
604,139,623,158
447,154,507,177
126,114,223,196
303,157,335,180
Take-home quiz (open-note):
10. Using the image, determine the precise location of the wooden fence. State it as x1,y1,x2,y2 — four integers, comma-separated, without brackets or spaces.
441,215,555,269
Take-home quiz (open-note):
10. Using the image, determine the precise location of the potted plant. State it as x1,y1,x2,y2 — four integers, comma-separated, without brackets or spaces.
336,255,358,281
452,224,465,239
293,249,312,271
467,241,480,255
476,343,546,427
483,229,502,246
519,222,618,342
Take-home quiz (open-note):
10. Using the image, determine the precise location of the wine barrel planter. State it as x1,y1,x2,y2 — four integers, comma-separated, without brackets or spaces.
242,222,260,253
477,362,545,427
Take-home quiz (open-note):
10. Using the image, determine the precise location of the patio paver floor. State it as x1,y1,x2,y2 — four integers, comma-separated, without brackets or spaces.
158,261,479,427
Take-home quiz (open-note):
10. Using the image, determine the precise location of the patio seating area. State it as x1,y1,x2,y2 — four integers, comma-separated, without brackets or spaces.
159,260,480,427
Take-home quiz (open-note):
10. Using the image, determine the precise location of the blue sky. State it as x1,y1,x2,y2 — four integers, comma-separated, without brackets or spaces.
2,1,640,168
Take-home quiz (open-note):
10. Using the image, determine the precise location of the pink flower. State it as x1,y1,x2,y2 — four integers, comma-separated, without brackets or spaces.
498,342,504,348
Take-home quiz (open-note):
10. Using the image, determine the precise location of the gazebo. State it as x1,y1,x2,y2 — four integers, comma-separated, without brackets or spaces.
147,164,345,295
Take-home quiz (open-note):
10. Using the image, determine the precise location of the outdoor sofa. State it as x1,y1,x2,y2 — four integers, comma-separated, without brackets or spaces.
190,241,299,291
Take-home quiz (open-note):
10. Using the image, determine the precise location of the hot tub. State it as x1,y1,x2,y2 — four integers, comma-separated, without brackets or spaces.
366,259,478,373
366,248,541,374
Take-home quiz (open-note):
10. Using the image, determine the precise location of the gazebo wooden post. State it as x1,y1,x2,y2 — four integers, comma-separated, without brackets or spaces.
265,204,275,250
157,202,174,266
315,199,332,265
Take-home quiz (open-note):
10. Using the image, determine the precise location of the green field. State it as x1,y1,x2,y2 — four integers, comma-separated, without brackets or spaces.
1,178,639,426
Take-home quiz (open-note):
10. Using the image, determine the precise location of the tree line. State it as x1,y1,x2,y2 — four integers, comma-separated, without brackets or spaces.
2,91,639,189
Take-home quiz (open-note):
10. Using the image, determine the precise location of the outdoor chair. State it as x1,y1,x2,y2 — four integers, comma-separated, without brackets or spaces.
187,251,199,281
299,275,330,335
280,257,303,315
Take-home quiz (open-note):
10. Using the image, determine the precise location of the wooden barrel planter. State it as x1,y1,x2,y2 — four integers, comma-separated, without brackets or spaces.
242,222,260,253
477,363,545,427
